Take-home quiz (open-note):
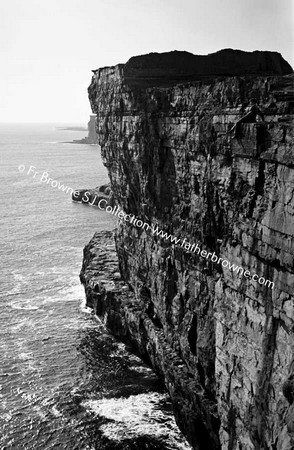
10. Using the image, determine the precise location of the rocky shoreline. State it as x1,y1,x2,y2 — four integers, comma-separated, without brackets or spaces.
80,231,191,450
80,230,201,446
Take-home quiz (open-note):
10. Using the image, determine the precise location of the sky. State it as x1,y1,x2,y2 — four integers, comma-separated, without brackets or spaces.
1,0,293,123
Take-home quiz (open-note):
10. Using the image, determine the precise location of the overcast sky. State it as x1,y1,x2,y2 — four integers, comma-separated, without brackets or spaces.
1,0,293,123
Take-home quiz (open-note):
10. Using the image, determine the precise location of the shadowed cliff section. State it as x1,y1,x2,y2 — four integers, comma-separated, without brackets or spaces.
84,49,294,450
122,49,293,87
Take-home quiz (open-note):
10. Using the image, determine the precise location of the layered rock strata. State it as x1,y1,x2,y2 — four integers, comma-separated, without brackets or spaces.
81,50,294,450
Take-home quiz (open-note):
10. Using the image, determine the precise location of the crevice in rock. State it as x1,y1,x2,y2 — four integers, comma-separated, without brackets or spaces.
256,123,267,156
248,159,265,218
188,314,197,356
227,406,237,450
146,301,163,329
249,314,279,450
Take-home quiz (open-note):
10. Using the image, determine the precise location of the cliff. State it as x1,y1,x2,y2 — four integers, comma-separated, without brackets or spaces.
70,115,99,144
81,49,294,449
86,114,99,143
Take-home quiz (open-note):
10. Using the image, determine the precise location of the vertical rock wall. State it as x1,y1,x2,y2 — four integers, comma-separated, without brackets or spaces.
83,52,294,449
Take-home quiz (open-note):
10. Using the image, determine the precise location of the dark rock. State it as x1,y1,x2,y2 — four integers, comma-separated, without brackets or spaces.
283,375,294,404
123,49,293,87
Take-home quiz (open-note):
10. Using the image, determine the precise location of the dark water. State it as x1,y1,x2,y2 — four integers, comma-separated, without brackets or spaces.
0,124,190,449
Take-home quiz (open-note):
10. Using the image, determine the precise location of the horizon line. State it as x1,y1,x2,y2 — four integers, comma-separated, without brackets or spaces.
0,121,89,124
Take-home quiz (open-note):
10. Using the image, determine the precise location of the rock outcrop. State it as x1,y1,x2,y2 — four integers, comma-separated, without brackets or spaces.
72,183,113,206
86,114,99,144
91,49,292,89
81,49,294,449
70,115,99,144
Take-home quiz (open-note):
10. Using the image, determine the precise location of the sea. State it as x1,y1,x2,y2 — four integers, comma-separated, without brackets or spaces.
0,124,191,450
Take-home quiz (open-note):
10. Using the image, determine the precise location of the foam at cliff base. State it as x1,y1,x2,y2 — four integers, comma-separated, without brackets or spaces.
83,393,191,448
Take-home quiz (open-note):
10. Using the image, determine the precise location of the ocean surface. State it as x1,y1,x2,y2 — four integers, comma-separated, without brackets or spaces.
0,124,190,450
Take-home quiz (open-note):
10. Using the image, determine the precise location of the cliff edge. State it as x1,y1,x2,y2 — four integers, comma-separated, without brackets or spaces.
82,49,294,449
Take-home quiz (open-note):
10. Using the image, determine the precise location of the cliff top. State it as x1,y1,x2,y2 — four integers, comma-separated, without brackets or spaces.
93,49,293,87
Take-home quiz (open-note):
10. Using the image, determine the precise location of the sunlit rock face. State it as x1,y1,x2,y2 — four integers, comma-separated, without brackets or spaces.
83,49,294,450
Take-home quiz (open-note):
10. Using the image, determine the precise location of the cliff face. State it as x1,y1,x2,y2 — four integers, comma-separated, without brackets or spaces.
83,50,294,450
86,114,99,143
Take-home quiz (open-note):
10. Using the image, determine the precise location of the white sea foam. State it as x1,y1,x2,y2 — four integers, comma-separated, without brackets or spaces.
83,393,191,448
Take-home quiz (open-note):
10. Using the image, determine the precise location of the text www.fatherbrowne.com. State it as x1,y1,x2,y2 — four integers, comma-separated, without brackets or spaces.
94,198,275,290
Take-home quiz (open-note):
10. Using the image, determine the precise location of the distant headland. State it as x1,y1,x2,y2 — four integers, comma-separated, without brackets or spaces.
60,115,99,144
57,125,87,132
